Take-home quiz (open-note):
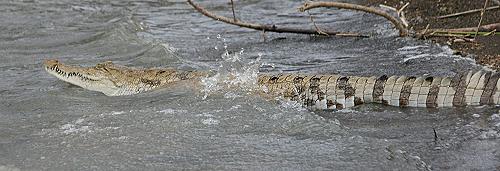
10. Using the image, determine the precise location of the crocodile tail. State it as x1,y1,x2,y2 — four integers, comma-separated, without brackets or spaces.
360,71,500,107
258,71,500,109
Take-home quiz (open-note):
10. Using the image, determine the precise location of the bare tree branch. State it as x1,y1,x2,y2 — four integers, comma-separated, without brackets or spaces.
298,1,409,37
186,0,367,37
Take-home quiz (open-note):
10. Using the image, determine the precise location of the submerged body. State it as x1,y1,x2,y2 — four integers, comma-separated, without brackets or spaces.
44,59,500,109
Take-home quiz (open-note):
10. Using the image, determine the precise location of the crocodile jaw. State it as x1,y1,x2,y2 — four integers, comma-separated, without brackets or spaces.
44,59,121,96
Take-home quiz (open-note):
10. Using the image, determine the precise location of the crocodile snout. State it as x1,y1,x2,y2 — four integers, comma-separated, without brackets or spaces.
43,59,60,68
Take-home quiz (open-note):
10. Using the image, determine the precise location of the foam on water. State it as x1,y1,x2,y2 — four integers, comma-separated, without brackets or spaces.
0,165,21,171
478,130,500,139
398,44,464,63
156,108,187,114
201,118,220,125
99,110,127,116
277,98,307,111
59,119,93,135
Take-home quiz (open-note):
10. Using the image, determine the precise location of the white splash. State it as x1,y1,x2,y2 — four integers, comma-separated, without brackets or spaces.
279,99,304,110
201,73,222,99
200,36,261,99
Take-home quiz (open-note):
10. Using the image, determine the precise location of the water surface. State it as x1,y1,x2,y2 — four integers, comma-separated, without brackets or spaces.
1,0,499,170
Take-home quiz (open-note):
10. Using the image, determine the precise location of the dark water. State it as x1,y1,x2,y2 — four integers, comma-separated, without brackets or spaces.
1,0,499,170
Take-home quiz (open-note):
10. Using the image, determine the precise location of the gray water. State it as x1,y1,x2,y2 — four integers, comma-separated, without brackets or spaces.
1,0,499,170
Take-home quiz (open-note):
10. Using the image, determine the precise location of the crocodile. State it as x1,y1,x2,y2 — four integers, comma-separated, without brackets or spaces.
44,59,500,109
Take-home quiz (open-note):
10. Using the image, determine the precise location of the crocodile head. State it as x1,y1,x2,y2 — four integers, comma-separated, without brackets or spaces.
44,59,209,96
44,59,132,96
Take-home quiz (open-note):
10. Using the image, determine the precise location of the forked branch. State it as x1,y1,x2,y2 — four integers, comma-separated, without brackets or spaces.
298,1,409,37
186,0,366,37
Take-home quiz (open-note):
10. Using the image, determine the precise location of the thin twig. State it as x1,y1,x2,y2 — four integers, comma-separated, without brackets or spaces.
417,23,430,39
476,0,491,38
423,24,430,34
398,3,410,27
485,29,497,35
261,29,266,42
436,6,499,19
230,0,237,22
418,22,500,37
429,33,467,38
447,31,497,36
298,1,408,36
398,2,410,14
380,3,409,27
379,4,397,11
186,0,366,37
433,128,438,142
399,12,408,27
307,11,329,36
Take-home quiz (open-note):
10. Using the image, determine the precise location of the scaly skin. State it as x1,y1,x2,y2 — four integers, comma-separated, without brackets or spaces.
43,59,208,96
44,59,500,108
259,72,500,109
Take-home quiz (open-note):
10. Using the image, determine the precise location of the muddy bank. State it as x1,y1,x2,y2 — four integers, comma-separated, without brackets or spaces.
365,0,500,70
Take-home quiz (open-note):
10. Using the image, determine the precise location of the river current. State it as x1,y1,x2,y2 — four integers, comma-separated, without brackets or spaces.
0,0,499,170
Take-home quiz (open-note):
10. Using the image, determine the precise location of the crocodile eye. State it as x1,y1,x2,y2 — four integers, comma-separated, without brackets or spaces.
96,63,104,68
96,61,113,71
